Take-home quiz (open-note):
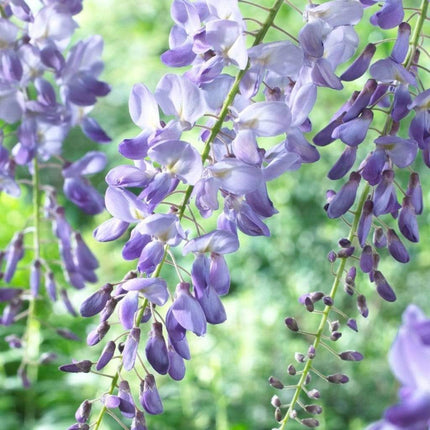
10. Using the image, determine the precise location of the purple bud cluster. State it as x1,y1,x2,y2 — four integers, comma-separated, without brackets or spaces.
0,0,109,386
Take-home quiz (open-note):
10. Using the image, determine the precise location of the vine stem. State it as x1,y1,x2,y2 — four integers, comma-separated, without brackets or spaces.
20,157,42,426
278,183,370,429
92,0,286,428
405,0,428,69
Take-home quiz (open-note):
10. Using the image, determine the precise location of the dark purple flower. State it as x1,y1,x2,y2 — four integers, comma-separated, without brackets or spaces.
398,196,419,243
75,400,91,423
327,172,361,219
96,340,116,371
406,173,423,215
167,344,186,381
357,199,373,247
340,43,376,81
145,322,169,375
80,283,113,317
140,374,163,415
118,380,136,418
387,228,410,263
360,245,373,273
374,270,396,302
59,360,92,373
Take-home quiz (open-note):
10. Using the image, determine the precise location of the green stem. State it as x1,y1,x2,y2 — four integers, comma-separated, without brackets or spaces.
20,158,42,426
405,0,428,69
93,366,121,430
279,184,370,430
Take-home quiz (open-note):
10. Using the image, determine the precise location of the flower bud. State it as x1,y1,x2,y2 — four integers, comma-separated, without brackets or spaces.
305,404,323,415
304,297,314,312
357,294,369,318
285,317,299,332
339,351,363,361
323,296,333,306
269,376,284,389
327,374,349,384
301,418,320,428
347,318,358,332
307,389,320,399
295,352,305,363
75,400,92,423
327,251,337,263
271,395,281,408
330,331,342,341
287,364,296,375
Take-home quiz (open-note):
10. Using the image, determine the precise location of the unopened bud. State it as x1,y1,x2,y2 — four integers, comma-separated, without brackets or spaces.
75,399,92,423
295,352,305,363
327,373,349,384
289,409,297,419
301,418,320,427
305,374,312,385
269,376,284,389
305,297,314,312
327,251,337,263
275,407,282,422
271,395,281,408
288,364,296,375
323,296,333,306
285,317,299,332
330,331,342,341
339,350,363,361
307,345,316,359
307,389,320,399
310,292,324,303
338,238,351,247
330,320,340,331
337,246,355,258
305,404,323,415
357,294,369,318
347,318,358,332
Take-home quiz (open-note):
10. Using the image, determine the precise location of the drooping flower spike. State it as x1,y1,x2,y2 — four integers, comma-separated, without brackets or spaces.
0,0,110,388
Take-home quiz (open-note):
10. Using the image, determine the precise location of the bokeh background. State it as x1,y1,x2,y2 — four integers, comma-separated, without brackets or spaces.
1,1,429,429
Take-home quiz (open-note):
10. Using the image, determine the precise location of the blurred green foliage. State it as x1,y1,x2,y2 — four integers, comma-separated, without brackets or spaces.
1,1,429,430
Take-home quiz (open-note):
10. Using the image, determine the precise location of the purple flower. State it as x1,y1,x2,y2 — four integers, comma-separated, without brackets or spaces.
140,374,163,415
171,282,207,336
123,327,141,371
368,305,430,429
145,322,169,375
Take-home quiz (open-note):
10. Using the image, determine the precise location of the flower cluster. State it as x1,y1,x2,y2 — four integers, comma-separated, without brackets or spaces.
271,0,429,428
0,0,109,386
64,0,413,428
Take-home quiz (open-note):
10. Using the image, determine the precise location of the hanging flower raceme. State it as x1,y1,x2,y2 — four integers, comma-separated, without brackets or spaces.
0,0,110,388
